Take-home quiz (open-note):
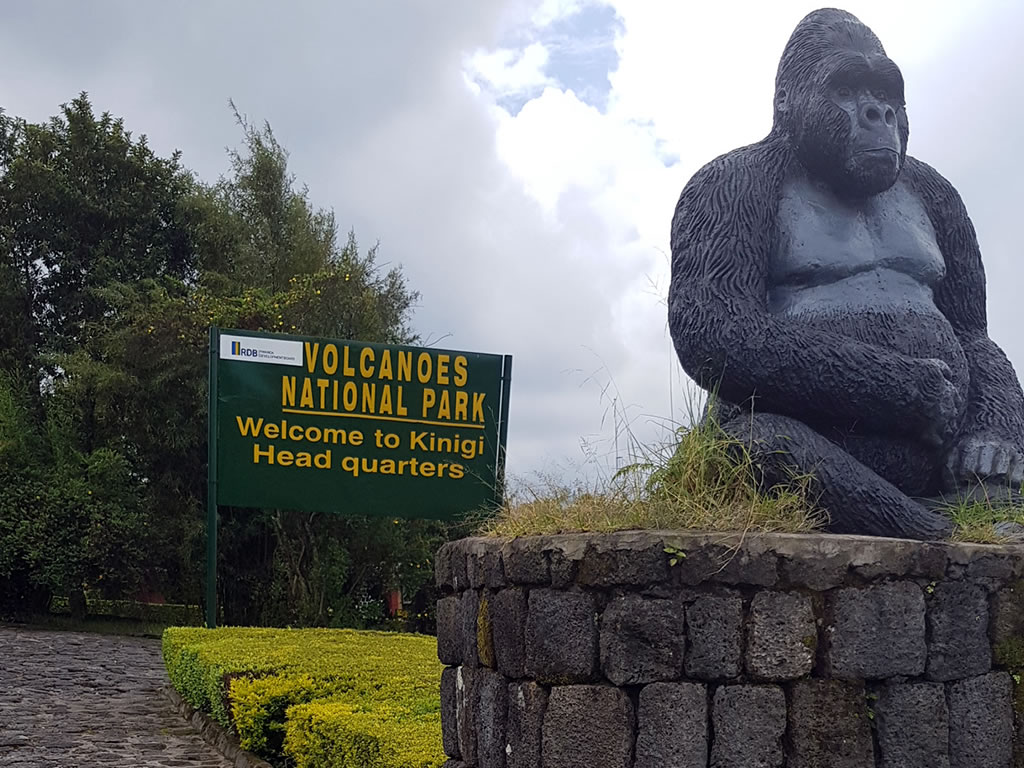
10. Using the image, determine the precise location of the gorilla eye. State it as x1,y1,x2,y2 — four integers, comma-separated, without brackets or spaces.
876,89,888,101
836,85,852,98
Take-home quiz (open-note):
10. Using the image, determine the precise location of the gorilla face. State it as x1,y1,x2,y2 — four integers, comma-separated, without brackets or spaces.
784,53,909,198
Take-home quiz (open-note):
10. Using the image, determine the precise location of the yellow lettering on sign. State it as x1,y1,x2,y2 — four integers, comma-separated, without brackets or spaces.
323,344,338,375
360,347,375,378
417,353,432,384
472,393,485,422
236,416,264,436
437,354,450,385
304,343,319,373
282,377,296,407
453,356,468,387
300,379,314,408
397,351,413,382
422,388,436,418
362,382,376,414
378,350,393,380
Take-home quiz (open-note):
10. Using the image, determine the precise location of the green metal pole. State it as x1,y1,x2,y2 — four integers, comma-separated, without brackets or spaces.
494,355,513,507
206,326,220,628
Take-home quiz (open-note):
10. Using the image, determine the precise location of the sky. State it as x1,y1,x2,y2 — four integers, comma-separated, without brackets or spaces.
1,1,1022,487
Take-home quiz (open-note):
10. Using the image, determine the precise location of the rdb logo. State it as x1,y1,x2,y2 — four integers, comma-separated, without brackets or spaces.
231,342,259,357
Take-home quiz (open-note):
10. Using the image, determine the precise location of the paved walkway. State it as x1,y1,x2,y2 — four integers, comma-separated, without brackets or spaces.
0,626,233,768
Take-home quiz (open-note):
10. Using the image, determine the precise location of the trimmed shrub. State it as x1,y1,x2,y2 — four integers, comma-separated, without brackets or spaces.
285,698,444,768
162,626,444,766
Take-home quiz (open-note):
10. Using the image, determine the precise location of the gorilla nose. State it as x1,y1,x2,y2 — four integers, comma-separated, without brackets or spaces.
860,102,896,128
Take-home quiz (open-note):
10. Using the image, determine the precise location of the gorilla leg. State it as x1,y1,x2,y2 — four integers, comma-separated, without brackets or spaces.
721,413,954,540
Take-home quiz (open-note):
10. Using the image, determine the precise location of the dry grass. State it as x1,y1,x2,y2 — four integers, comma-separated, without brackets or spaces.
479,412,826,539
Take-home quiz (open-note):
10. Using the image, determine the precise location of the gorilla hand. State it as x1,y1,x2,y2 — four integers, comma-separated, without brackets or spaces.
944,433,1024,489
915,358,962,449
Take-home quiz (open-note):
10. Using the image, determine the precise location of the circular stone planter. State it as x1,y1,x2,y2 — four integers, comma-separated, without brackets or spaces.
434,530,1024,768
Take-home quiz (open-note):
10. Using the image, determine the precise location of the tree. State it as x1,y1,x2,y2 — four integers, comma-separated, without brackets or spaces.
0,94,454,629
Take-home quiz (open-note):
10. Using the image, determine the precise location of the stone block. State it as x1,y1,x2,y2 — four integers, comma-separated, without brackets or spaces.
635,682,707,768
710,685,786,768
788,679,874,768
542,685,634,768
685,595,742,680
502,538,550,585
459,589,481,668
506,682,548,768
746,591,815,681
451,542,470,591
600,594,685,685
464,537,507,589
441,666,460,758
437,596,462,666
780,552,849,590
991,580,1024,650
927,581,991,681
491,588,527,679
826,581,926,679
525,589,598,683
947,672,1014,768
455,666,477,764
675,542,778,587
577,535,670,587
874,682,948,768
475,668,508,768
436,542,455,590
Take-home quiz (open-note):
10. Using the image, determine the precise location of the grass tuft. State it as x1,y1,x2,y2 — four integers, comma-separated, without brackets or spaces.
480,409,825,539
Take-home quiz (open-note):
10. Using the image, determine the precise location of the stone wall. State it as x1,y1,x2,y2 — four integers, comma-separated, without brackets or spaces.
434,530,1024,768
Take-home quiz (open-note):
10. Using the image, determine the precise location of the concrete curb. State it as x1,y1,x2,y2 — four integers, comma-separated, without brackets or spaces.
163,685,275,768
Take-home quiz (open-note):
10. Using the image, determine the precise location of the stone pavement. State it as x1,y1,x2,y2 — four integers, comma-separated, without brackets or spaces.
0,626,233,768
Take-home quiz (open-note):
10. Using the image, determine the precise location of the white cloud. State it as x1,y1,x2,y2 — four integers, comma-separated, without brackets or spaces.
467,42,554,98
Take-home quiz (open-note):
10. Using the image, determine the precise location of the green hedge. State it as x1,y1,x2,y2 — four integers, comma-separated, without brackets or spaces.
162,626,445,767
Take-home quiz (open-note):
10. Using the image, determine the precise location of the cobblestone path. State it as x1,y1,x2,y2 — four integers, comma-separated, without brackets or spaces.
0,626,232,767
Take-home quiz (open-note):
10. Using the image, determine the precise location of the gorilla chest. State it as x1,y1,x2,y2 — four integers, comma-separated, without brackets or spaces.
770,177,946,312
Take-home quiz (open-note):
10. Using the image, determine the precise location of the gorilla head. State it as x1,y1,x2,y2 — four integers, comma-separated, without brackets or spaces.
773,8,910,198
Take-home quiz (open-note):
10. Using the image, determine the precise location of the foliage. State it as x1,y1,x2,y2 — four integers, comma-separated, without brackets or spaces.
0,93,450,625
162,626,444,765
285,699,444,768
481,410,822,538
944,497,1024,544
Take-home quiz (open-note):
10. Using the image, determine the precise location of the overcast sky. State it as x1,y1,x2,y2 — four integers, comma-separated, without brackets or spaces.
2,1,1022,486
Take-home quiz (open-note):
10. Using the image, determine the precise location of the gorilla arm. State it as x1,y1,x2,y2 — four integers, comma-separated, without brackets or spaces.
669,144,950,437
905,157,1024,487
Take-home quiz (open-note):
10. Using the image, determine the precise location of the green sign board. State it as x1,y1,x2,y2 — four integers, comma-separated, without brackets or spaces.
205,327,512,625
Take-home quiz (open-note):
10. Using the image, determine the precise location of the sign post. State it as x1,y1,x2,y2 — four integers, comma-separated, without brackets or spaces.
205,327,512,627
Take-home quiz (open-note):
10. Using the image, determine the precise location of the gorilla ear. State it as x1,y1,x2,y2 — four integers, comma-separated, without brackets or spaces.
775,87,789,112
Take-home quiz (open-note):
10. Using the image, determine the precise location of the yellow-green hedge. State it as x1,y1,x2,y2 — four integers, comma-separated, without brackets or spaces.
162,626,445,767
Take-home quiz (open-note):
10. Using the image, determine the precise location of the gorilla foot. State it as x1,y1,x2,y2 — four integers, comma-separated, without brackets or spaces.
724,412,955,541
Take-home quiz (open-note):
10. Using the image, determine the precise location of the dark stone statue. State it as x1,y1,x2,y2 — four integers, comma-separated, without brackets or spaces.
668,8,1024,540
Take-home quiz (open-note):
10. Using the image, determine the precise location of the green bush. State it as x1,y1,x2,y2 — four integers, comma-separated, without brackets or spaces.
162,626,445,766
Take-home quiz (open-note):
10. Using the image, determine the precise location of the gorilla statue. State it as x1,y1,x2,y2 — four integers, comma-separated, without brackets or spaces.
669,8,1024,540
